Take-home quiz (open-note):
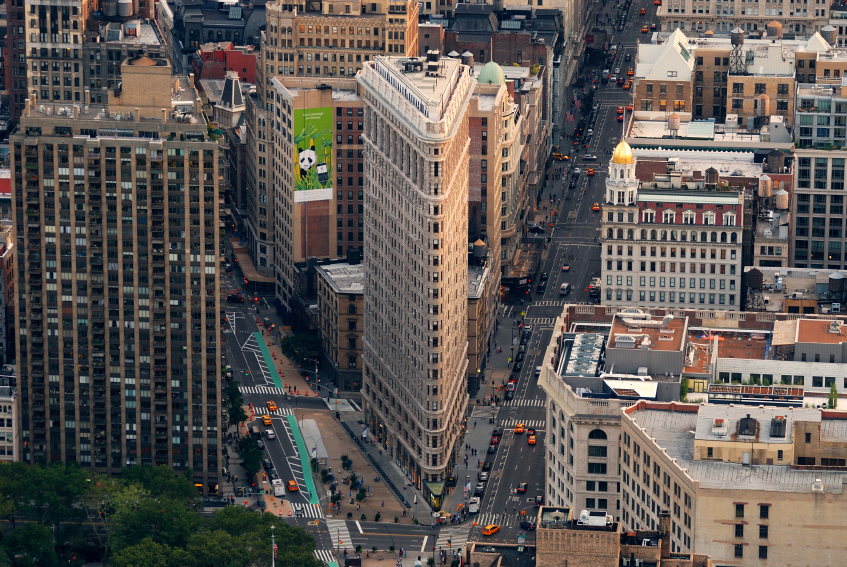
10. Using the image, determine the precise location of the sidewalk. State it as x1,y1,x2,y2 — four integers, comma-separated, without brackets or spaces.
337,411,435,519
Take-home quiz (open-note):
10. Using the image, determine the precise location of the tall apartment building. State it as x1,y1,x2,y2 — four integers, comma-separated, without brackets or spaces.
6,0,27,124
600,141,744,310
0,377,17,462
11,56,222,493
357,55,473,503
25,0,92,105
315,261,363,396
621,401,847,565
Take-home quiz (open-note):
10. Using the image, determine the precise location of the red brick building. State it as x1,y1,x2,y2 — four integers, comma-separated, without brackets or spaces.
193,42,257,84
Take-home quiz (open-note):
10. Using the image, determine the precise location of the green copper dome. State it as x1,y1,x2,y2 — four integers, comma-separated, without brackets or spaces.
477,61,506,85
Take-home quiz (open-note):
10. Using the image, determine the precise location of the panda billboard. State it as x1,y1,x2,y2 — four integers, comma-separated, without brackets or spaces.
293,106,333,203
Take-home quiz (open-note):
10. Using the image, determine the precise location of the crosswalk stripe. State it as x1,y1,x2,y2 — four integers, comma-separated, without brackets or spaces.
476,513,522,528
523,317,555,325
314,550,336,564
435,525,470,551
503,399,545,407
327,519,353,548
499,419,546,428
301,503,323,519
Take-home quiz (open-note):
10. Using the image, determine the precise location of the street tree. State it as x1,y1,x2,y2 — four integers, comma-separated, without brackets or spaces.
1,522,58,567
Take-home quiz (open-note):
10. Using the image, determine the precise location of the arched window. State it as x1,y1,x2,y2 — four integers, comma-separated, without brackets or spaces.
217,30,223,40
225,31,231,40
588,429,607,440
650,229,657,240
720,232,727,243
619,169,624,179
640,229,647,239
701,231,708,242
627,229,634,239
617,228,624,239
660,229,667,240
348,305,357,314
208,31,214,40
690,231,697,242
711,231,718,242
731,232,738,243
670,230,677,241
607,228,614,239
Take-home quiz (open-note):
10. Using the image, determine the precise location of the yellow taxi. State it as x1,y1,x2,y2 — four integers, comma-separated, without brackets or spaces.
528,435,537,445
642,25,649,32
587,168,595,176
261,415,272,426
623,81,632,90
592,203,601,211
553,152,569,161
627,68,634,76
626,104,634,111
482,525,501,536
617,106,624,114
288,480,299,492
639,7,646,13
514,423,525,434
267,401,278,412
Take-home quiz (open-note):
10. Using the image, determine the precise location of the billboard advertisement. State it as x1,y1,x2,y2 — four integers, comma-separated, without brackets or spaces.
293,106,333,203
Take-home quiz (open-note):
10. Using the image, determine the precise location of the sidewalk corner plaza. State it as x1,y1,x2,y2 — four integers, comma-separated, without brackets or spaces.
254,331,284,389
286,414,320,506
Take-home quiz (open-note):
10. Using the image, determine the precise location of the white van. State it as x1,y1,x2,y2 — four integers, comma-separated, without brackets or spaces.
468,497,481,514
272,478,284,497
560,282,571,295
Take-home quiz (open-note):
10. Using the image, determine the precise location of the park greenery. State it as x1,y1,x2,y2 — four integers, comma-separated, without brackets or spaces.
0,462,322,567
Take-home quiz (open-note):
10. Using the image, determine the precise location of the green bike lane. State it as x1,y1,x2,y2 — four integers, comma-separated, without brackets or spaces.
253,331,318,506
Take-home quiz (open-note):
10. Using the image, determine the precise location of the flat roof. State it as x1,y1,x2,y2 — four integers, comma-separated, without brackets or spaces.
633,148,762,178
796,319,847,344
637,189,741,206
315,262,364,294
604,379,659,398
468,263,489,300
694,405,810,444
628,406,847,492
608,312,687,353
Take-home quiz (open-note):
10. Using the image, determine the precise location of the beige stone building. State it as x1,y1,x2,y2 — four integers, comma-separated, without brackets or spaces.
0,378,18,462
26,0,92,105
659,5,831,36
357,55,473,506
622,401,847,564
315,262,363,396
11,56,222,492
529,506,712,567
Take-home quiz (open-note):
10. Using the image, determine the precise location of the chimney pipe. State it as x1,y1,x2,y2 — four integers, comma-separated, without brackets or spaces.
84,89,91,106
162,108,168,123
135,108,140,122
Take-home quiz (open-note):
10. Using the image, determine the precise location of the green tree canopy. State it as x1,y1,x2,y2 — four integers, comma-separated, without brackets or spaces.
279,333,321,361
1,522,58,567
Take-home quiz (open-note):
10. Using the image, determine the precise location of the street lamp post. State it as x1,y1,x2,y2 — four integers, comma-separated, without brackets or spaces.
270,525,276,567
303,357,320,396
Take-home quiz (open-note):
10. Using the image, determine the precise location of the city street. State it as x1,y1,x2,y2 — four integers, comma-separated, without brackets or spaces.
464,0,660,549
217,2,660,560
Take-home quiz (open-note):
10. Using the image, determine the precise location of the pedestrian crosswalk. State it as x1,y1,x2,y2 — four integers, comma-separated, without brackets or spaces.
533,300,565,307
502,398,545,407
499,419,545,429
327,519,353,549
239,385,281,395
523,317,556,325
435,524,470,552
475,512,524,528
313,550,336,565
298,502,323,519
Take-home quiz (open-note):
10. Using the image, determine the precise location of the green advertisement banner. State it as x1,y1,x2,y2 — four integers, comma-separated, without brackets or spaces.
293,106,333,203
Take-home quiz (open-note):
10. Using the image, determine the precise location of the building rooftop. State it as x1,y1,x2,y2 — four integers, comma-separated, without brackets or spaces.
372,55,465,121
201,78,255,105
633,148,762,179
693,404,811,444
475,93,498,111
608,311,687,353
797,83,847,100
682,329,769,374
636,188,741,206
89,20,161,45
796,319,847,344
315,262,364,295
745,266,847,311
626,403,847,492
756,210,790,241
467,263,489,300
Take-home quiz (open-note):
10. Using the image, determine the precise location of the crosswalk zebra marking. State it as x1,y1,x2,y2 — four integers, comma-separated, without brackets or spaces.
523,317,555,325
314,550,336,564
475,513,523,529
435,524,470,552
327,519,353,549
503,398,545,407
499,419,546,429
